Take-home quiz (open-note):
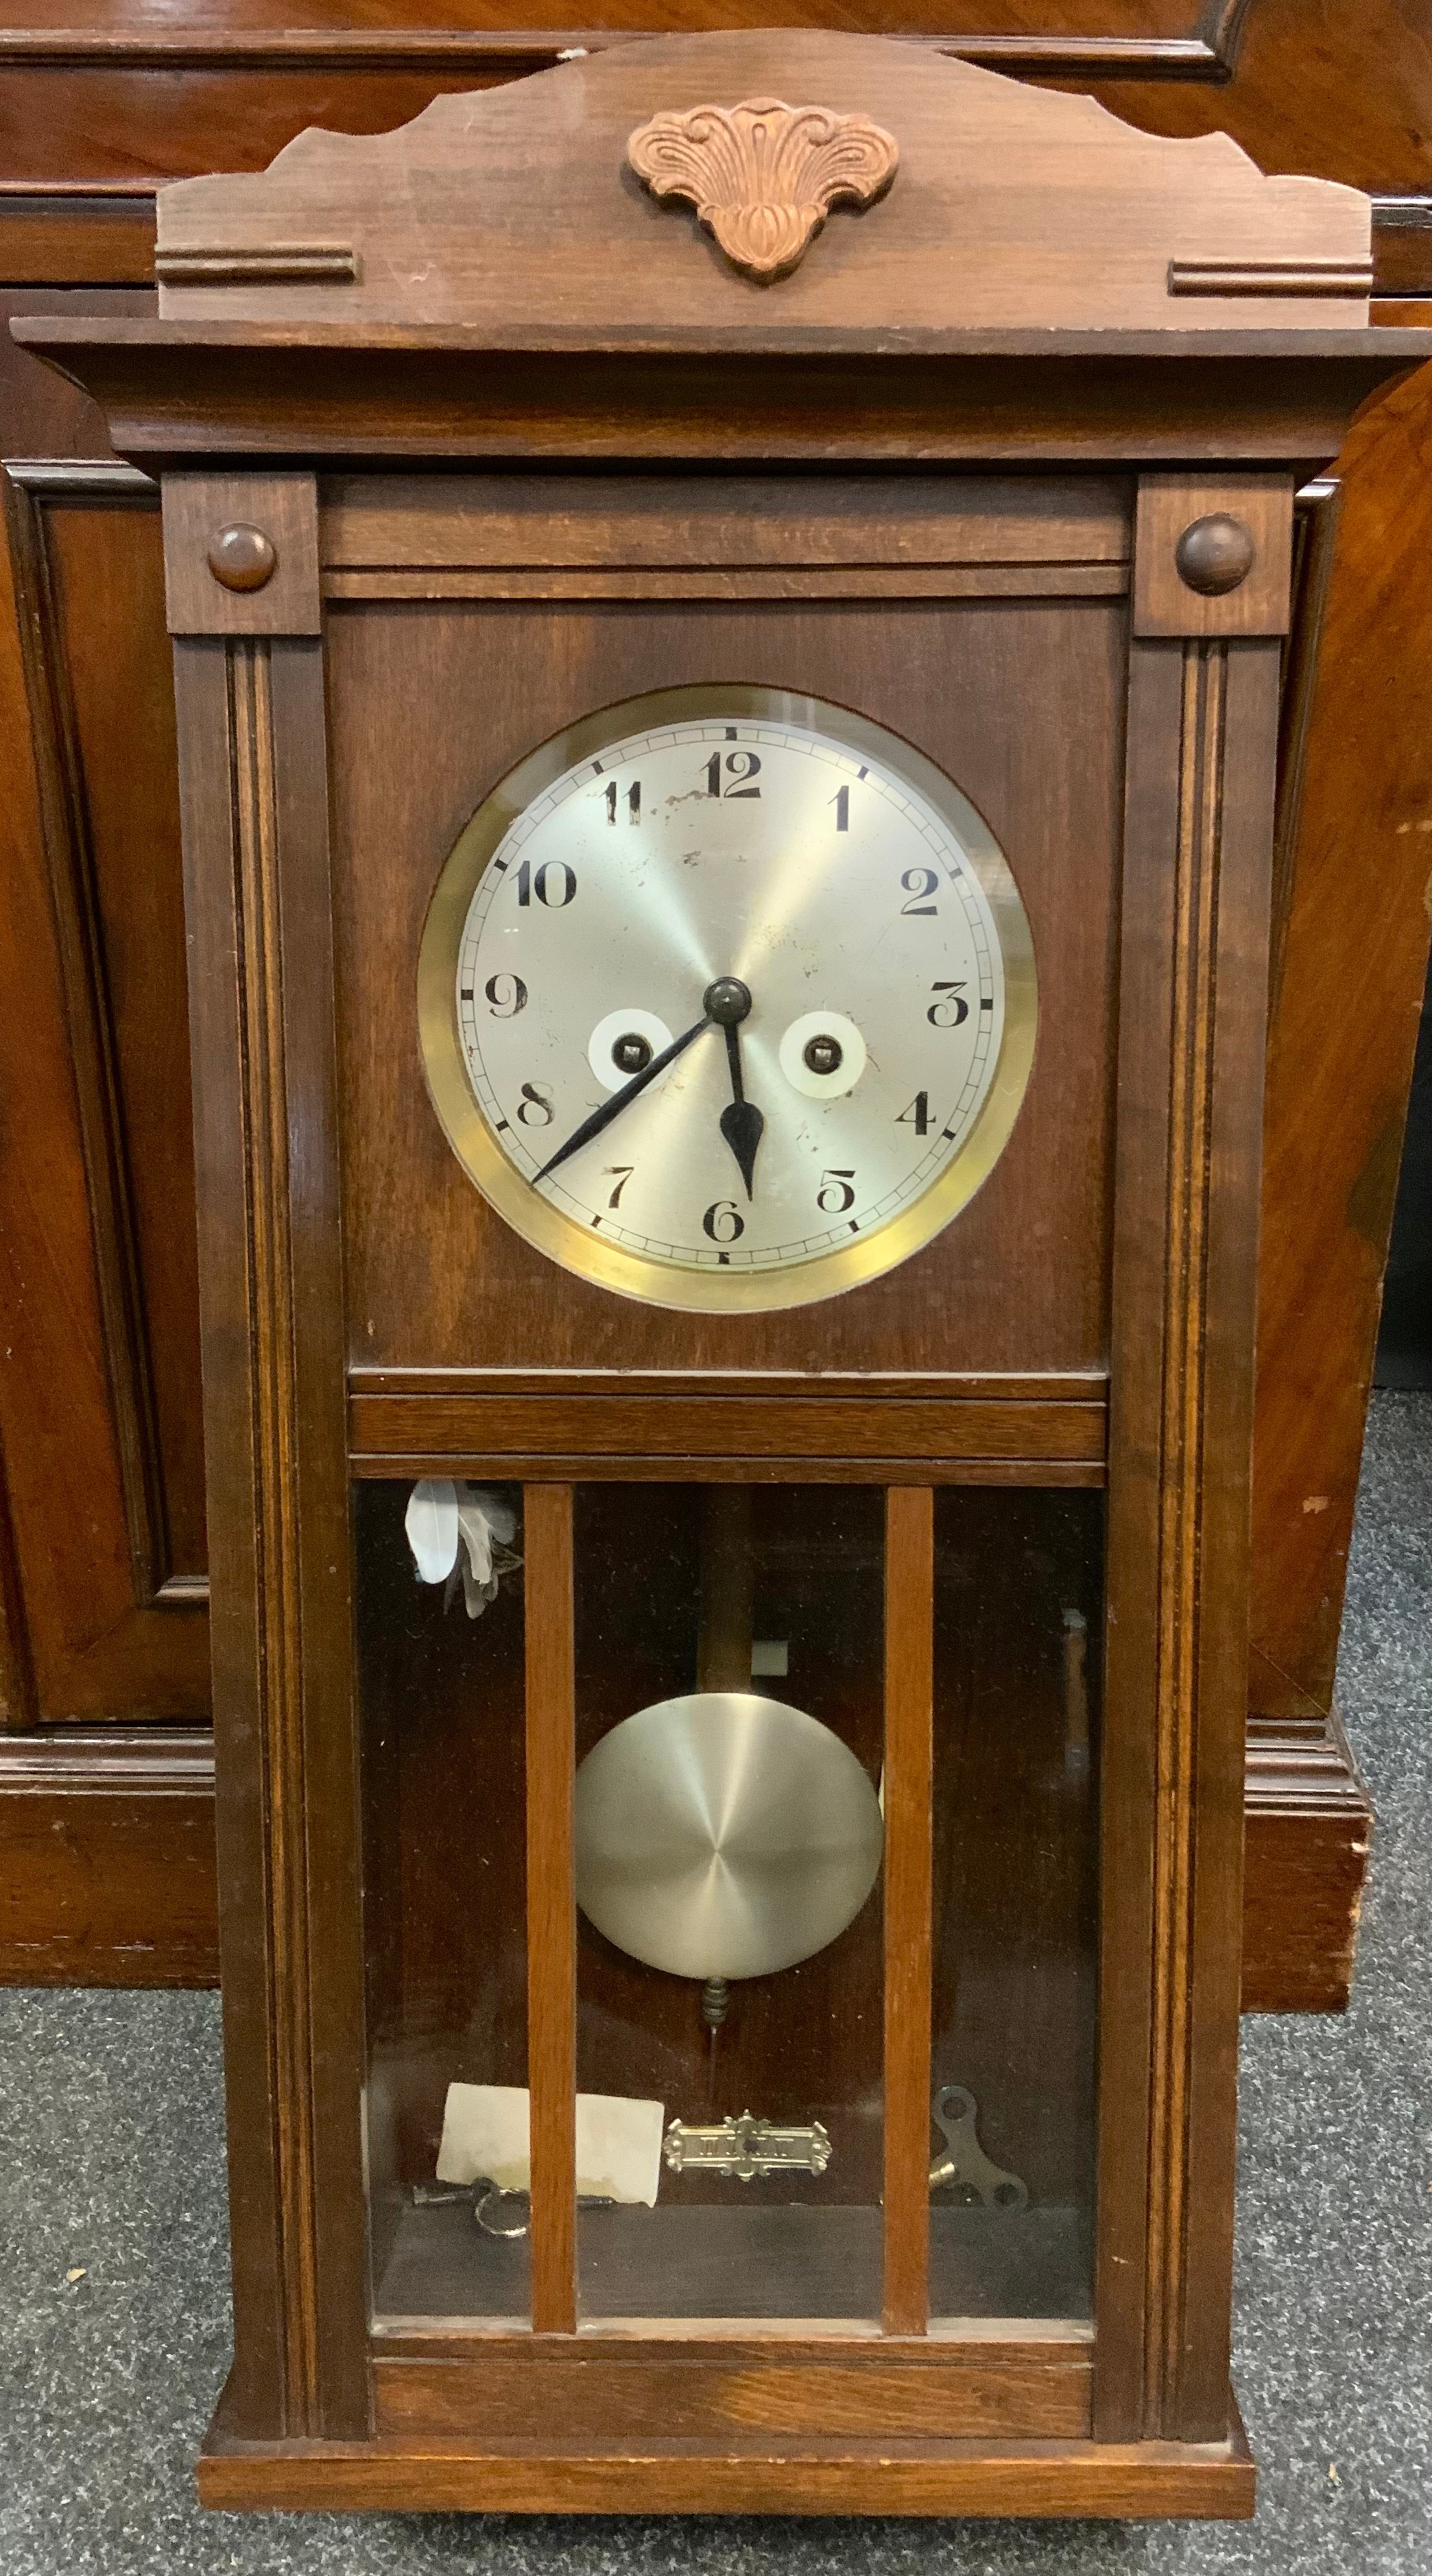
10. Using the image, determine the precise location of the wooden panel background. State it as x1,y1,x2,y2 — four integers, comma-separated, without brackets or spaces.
2,0,1429,2001
330,585,1124,1380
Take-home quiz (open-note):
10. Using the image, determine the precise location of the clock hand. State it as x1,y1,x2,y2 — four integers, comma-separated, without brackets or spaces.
719,1020,764,1200
534,1010,712,1184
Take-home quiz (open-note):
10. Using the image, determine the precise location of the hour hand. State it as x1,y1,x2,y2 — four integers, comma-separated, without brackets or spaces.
719,1015,764,1200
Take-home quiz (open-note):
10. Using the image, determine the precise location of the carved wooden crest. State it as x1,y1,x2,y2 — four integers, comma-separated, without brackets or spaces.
627,96,898,281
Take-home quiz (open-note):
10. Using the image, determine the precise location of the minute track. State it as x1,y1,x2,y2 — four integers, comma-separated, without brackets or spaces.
420,685,1036,1313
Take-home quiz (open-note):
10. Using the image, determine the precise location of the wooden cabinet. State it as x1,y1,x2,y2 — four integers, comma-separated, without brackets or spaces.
3,0,1430,2004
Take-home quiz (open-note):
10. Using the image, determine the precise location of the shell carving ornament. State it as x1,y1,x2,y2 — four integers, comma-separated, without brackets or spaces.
626,97,900,280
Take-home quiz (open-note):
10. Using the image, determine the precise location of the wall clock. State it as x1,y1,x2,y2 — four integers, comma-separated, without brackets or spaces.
418,684,1036,1309
20,18,1427,2528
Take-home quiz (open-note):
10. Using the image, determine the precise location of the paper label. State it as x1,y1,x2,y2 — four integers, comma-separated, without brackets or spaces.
435,2082,665,2206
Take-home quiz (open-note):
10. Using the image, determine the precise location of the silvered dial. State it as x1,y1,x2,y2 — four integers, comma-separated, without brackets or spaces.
418,687,1036,1314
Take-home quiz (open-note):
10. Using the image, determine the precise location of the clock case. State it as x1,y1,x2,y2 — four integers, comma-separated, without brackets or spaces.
16,28,1428,2520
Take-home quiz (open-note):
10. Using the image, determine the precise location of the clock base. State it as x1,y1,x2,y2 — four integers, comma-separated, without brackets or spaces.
197,2376,1254,2520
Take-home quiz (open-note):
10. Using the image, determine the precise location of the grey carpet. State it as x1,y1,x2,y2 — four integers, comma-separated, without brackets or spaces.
1,1392,1428,2574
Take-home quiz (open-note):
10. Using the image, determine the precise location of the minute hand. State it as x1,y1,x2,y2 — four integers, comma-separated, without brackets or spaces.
534,1012,711,1186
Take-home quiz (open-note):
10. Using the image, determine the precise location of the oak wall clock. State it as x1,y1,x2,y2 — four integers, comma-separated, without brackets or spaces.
19,26,1427,2521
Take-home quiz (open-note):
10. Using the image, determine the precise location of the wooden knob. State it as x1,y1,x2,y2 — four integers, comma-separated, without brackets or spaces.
1176,514,1255,597
207,525,277,592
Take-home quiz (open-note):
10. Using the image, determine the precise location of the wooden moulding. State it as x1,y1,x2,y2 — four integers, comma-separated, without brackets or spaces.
523,1483,577,2337
367,2340,1093,2439
0,12,1253,82
139,31,1370,336
0,1719,1369,2012
195,2409,1254,2518
4,188,1429,305
881,1489,935,2336
1241,1710,1373,2014
321,470,1132,569
322,468,1131,601
170,600,370,2443
0,1729,217,1987
1093,573,1283,2442
346,1392,1108,1478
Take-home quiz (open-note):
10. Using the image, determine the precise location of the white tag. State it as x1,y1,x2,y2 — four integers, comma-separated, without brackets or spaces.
435,2082,665,2206
405,1478,460,1583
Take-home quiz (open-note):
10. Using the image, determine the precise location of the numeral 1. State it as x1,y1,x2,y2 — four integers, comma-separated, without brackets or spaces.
831,785,849,832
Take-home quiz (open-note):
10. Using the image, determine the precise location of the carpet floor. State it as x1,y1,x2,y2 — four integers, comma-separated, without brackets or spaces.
1,1392,1428,2575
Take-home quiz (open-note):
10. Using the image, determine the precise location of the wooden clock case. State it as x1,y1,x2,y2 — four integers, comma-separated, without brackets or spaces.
16,28,1428,2519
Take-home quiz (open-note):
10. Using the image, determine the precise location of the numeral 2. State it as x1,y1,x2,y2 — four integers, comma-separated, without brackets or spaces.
900,868,939,916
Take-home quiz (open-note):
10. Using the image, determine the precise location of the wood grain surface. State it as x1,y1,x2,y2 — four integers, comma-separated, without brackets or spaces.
882,1488,934,2335
147,32,1371,335
329,580,1124,1383
523,1483,577,2336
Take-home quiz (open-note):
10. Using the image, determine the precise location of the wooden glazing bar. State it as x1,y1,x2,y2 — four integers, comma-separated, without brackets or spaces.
349,1453,1104,1488
523,1482,577,2335
322,567,1128,602
346,1392,1107,1466
881,1486,935,2337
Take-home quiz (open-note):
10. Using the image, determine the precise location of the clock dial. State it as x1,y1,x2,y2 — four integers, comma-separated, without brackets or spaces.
418,687,1036,1312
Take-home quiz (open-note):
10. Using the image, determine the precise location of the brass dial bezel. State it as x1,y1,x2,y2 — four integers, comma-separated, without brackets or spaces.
417,684,1038,1314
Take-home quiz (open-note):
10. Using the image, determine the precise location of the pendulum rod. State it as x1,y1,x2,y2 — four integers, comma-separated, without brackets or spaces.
694,1486,754,2094
695,1485,754,1692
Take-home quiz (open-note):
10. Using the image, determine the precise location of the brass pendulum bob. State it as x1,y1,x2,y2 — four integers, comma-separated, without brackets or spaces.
572,1483,885,2106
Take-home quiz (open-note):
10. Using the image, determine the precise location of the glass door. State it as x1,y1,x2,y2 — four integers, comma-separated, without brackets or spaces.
355,1474,1099,2339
